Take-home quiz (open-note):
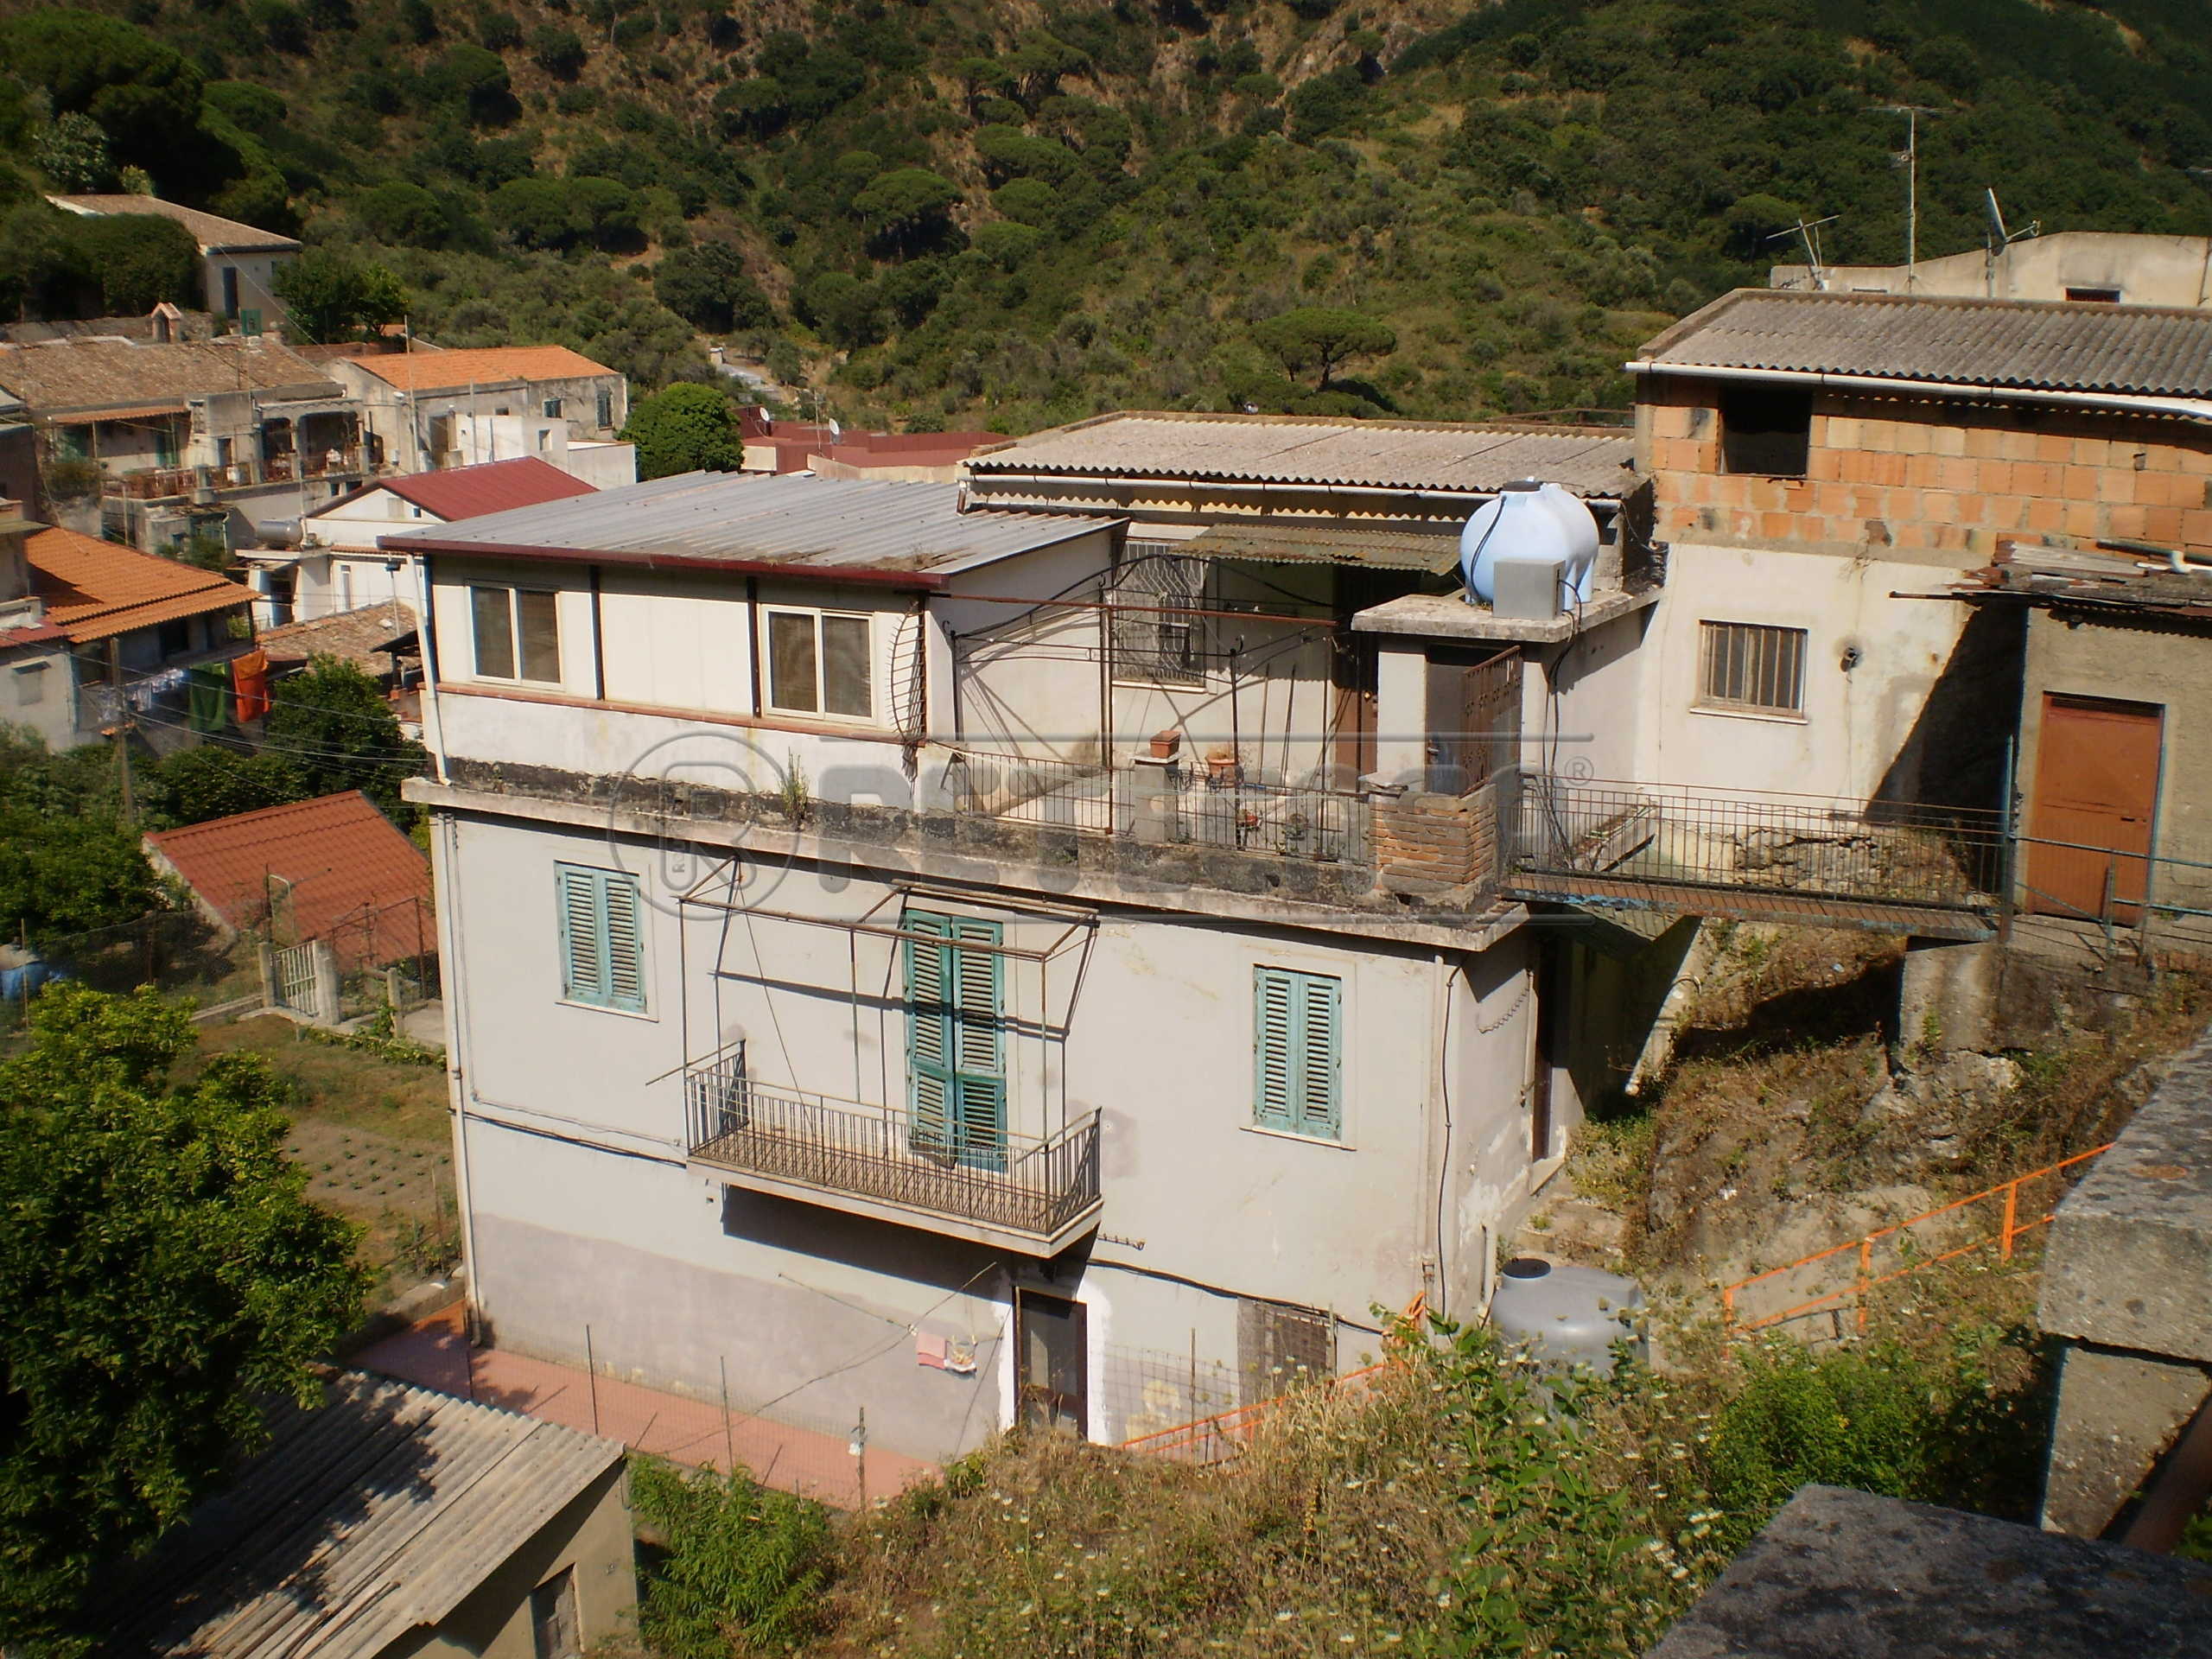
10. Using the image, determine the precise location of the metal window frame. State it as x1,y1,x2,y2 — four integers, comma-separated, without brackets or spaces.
1697,619,1807,715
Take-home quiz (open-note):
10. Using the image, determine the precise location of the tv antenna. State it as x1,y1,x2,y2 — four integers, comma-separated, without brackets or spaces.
1875,105,1941,290
1768,214,1841,290
1981,188,2040,296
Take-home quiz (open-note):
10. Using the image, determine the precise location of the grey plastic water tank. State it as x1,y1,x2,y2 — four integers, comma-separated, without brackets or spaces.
1487,1256,1647,1375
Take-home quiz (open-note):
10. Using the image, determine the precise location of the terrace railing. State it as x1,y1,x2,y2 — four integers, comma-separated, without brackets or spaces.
1505,775,2006,918
685,1055,1102,1245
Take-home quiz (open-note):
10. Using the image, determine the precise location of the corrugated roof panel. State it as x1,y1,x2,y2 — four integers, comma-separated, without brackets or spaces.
385,472,1121,576
968,412,1637,496
1640,289,2212,398
1185,521,1465,571
98,1375,626,1659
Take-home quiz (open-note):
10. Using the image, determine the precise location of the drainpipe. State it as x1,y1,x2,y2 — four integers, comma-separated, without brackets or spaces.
432,813,483,1345
1424,949,1451,1320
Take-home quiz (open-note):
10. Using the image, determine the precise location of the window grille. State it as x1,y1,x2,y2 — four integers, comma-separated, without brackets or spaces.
1236,1300,1333,1405
1699,620,1806,714
1110,543,1205,687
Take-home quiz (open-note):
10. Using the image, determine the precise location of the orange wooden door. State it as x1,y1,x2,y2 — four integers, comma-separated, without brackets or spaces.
2025,695,2163,924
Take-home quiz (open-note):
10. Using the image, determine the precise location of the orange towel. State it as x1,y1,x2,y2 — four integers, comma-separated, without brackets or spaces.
232,648,270,723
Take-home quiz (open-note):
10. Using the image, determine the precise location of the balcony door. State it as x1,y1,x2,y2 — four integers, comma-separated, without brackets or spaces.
1015,1288,1087,1437
904,912,1006,1171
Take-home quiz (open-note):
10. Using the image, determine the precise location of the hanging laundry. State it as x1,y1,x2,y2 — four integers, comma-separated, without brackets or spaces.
232,648,270,723
187,663,232,734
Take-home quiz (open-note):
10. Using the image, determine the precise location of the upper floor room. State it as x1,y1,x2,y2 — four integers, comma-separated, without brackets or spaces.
1631,289,2212,563
322,346,628,475
1770,231,2212,310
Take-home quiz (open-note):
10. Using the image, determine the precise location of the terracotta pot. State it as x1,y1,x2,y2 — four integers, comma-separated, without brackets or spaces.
1149,728,1182,760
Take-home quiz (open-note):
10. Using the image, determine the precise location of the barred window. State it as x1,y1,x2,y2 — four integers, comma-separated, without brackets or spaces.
1699,621,1806,715
1109,543,1205,687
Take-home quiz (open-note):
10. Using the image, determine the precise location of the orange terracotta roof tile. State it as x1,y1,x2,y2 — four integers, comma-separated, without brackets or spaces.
144,791,432,971
26,526,252,644
352,346,618,393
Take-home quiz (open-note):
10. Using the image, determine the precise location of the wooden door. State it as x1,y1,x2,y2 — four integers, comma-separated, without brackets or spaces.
1015,1289,1087,1437
2026,695,2163,924
1330,636,1377,785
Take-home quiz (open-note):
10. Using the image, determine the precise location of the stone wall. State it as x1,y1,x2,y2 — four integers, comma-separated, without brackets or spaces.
1374,778,1503,898
1638,376,2212,560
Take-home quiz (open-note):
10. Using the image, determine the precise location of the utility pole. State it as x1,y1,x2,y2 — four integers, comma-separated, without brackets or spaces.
1877,105,1941,291
106,638,134,823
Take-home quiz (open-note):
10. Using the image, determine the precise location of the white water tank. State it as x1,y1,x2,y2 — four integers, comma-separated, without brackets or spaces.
1459,480,1600,608
1487,1256,1647,1375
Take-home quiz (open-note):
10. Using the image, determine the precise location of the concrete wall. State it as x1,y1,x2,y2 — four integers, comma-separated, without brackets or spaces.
435,809,1540,1459
407,1462,637,1659
1772,232,2212,308
2018,610,2212,926
1637,376,2212,561
205,250,289,320
0,640,79,752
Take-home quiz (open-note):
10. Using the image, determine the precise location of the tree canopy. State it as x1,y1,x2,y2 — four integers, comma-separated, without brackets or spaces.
262,655,425,817
272,249,406,341
0,805,156,950
621,382,743,478
0,987,365,1649
1253,307,1398,390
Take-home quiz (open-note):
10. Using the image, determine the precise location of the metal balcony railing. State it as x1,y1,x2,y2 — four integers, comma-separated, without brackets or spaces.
948,749,1373,866
1505,775,2006,914
685,1055,1103,1243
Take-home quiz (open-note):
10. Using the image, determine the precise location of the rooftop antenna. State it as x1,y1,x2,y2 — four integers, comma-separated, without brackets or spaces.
1981,188,2040,297
1767,214,1840,290
1875,105,1941,291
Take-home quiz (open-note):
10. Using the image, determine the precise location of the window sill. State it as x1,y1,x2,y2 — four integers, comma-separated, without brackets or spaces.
1689,702,1808,727
1240,1122,1355,1152
556,997,658,1023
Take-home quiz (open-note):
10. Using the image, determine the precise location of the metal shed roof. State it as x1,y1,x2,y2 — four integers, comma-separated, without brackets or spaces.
1183,520,1464,572
385,471,1120,584
1636,289,2212,400
96,1372,626,1659
967,412,1637,497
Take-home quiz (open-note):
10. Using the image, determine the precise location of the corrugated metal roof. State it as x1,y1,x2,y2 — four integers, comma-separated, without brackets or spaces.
370,455,595,520
27,525,252,643
967,412,1637,497
1637,289,2212,398
145,790,431,970
97,1373,625,1659
1185,520,1464,572
386,472,1120,579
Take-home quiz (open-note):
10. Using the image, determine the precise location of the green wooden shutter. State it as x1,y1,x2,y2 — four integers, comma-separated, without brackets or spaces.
1294,973,1341,1137
905,912,955,1153
1254,967,1296,1130
557,865,645,1012
950,919,1005,1170
1254,968,1341,1139
557,866,606,1004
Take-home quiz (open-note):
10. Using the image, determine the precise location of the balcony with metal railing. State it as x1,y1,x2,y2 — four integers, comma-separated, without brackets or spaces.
1501,774,2007,939
945,749,1374,868
683,1051,1103,1254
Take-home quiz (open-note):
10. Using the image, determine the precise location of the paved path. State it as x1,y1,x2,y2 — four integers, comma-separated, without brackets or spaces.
354,1306,937,1509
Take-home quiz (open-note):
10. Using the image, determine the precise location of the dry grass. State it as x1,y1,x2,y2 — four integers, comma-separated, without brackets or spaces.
192,1014,448,1144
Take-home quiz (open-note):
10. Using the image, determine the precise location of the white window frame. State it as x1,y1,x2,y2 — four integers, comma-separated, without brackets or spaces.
468,582,563,685
1696,620,1807,718
761,605,875,722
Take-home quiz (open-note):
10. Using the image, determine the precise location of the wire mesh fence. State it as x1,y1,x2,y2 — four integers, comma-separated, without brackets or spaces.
0,908,260,1037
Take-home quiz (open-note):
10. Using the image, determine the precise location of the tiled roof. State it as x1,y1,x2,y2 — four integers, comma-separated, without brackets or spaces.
385,471,1119,580
46,193,301,252
351,345,618,393
376,454,596,519
967,411,1638,497
1636,289,2212,399
26,526,251,644
0,335,337,414
257,599,416,672
93,1373,624,1659
144,790,432,969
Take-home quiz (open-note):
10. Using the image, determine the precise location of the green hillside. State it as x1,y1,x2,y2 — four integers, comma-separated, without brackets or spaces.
3,0,2209,432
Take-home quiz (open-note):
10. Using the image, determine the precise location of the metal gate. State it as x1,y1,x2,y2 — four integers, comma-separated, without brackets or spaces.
273,942,321,1017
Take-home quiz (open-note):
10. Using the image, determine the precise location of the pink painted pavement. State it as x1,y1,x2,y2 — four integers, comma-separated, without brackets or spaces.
353,1306,937,1509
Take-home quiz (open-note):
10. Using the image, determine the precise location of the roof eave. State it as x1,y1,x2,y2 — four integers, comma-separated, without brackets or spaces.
1624,359,2212,423
383,536,955,588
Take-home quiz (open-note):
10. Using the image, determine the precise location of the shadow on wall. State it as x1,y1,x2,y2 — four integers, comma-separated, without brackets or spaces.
1873,606,2025,817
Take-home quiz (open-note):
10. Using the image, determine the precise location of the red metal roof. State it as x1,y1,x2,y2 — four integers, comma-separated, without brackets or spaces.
374,456,596,521
144,791,433,971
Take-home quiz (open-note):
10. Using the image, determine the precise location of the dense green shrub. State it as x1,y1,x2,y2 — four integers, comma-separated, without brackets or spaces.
654,239,773,333
620,382,742,477
631,1459,835,1657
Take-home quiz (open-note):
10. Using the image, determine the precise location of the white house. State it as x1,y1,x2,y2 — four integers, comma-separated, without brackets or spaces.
46,194,301,323
323,346,631,480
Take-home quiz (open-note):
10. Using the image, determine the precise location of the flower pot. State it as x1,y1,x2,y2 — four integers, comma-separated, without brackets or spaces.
1149,728,1182,760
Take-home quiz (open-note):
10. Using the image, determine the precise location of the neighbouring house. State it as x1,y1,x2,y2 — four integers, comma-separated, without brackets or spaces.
0,390,32,515
0,330,373,552
256,598,419,696
1627,288,2212,809
46,194,302,325
737,407,1004,480
91,1372,633,1659
1772,229,2212,308
388,452,1750,1470
246,454,597,627
144,790,434,970
324,346,632,484
0,512,253,752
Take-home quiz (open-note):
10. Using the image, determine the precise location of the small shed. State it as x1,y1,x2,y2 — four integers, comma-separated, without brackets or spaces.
143,790,434,970
95,1372,634,1659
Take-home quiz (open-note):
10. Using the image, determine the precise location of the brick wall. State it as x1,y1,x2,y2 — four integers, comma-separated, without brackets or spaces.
1375,782,1501,897
1639,375,2212,558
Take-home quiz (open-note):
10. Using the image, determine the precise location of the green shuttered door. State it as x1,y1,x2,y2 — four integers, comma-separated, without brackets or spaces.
905,912,1006,1169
